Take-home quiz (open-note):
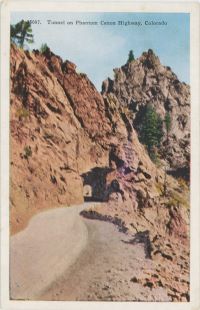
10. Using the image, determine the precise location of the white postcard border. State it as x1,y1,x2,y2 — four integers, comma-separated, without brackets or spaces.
1,1,199,310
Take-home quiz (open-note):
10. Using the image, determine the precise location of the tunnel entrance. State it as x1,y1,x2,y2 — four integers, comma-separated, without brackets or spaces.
81,167,124,202
81,167,113,202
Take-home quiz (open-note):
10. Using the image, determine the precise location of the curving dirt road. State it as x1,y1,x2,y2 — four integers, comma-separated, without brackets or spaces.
10,203,170,301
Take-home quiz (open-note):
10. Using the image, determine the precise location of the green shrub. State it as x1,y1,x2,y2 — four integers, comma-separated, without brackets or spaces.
40,43,50,54
16,107,29,121
24,145,32,159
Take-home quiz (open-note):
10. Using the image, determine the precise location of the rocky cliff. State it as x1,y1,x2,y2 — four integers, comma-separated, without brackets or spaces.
10,44,112,233
10,45,190,301
102,49,190,176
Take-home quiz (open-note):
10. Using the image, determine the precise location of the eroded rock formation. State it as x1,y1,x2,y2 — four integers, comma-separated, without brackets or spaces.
102,49,190,174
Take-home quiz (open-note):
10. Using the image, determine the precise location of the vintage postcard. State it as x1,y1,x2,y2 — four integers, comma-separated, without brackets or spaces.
0,1,200,310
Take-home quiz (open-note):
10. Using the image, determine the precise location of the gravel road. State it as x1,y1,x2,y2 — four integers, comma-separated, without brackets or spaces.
10,203,170,301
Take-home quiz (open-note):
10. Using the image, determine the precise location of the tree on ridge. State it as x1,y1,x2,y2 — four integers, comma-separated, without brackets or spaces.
11,20,34,49
127,50,135,63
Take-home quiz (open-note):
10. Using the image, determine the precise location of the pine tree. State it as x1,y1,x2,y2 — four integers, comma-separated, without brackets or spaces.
10,20,34,48
164,112,171,142
163,112,171,195
127,50,135,63
40,43,50,54
157,114,164,146
140,105,163,160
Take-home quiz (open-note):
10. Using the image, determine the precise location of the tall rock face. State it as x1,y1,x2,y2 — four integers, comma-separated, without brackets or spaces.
102,49,190,174
10,44,112,233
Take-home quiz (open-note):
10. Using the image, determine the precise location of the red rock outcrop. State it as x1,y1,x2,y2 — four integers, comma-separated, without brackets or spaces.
10,44,112,234
102,49,190,174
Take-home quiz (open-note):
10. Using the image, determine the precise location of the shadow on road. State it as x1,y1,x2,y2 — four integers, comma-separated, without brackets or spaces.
121,230,153,259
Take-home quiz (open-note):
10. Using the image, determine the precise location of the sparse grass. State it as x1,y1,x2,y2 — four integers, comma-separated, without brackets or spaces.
23,145,32,160
178,177,188,190
151,153,162,167
16,107,29,121
167,190,189,209
155,182,163,195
